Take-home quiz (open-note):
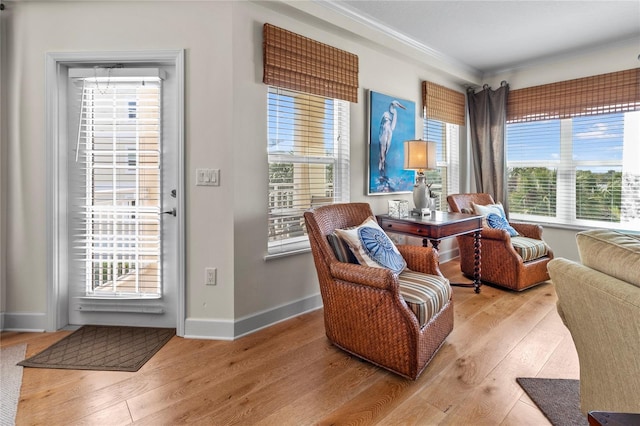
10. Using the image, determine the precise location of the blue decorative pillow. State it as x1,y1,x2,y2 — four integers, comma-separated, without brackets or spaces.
486,213,519,237
335,216,407,274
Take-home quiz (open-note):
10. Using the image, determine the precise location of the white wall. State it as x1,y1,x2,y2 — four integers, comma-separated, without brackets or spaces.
1,0,636,335
2,1,237,332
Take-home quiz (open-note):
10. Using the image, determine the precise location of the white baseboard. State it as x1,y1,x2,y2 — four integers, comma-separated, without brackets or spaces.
183,293,323,340
0,295,323,339
1,312,47,332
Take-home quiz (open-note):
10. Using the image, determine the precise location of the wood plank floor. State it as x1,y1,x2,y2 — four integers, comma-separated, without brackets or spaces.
1,260,579,425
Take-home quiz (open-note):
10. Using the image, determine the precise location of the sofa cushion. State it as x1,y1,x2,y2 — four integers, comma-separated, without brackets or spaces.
335,216,407,274
511,236,549,261
398,269,451,329
577,230,640,288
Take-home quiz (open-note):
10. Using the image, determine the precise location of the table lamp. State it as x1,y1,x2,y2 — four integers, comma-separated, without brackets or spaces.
404,140,436,214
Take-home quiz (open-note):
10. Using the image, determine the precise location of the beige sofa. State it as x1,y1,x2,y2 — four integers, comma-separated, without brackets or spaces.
548,229,640,415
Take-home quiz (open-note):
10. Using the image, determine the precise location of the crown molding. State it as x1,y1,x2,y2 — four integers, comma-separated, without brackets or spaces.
273,0,482,85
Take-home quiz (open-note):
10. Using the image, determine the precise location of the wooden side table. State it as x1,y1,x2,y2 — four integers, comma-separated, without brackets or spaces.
377,212,483,293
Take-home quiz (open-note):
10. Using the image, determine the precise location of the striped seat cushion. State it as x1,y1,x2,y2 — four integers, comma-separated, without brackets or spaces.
398,269,451,329
511,236,549,262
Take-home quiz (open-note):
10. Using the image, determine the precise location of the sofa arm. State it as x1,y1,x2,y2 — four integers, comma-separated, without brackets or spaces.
329,261,396,291
549,258,640,414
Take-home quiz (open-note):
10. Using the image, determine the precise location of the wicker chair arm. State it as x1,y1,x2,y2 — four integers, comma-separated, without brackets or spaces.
397,245,443,277
510,222,544,239
481,227,510,241
329,261,396,291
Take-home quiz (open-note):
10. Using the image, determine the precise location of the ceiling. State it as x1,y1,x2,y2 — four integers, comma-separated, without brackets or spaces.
317,0,640,76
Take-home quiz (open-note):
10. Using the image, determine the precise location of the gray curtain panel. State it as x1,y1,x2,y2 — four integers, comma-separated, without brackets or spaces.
467,82,509,213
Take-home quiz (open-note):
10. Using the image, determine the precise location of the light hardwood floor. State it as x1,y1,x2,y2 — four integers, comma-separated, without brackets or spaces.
1,260,579,425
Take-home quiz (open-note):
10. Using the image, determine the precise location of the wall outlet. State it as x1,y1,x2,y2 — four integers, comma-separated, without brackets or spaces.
205,267,217,286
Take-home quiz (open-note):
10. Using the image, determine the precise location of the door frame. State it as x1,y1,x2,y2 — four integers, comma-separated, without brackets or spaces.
45,50,186,336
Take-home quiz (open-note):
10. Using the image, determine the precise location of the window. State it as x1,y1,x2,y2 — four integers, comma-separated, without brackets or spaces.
506,69,640,231
421,81,465,210
423,118,460,210
267,87,350,255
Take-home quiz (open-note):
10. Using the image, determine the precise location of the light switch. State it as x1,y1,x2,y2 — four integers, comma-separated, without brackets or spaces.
210,169,220,186
196,168,220,186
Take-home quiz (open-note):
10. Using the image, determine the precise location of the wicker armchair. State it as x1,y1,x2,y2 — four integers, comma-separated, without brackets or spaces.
447,193,554,291
303,202,453,380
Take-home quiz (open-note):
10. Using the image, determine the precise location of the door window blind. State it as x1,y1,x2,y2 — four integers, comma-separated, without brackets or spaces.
70,69,164,296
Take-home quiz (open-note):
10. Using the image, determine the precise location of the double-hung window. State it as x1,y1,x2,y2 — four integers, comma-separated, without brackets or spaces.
422,119,460,211
422,81,465,209
267,87,350,255
506,69,640,231
262,23,358,256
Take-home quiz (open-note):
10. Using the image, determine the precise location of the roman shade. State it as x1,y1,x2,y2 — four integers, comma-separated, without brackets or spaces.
422,81,466,126
507,68,640,123
263,23,359,103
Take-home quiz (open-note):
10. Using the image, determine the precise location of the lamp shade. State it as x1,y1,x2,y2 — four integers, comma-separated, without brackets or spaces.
404,140,436,171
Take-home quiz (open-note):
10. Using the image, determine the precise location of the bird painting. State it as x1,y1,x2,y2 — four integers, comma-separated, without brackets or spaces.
368,91,415,194
378,100,406,180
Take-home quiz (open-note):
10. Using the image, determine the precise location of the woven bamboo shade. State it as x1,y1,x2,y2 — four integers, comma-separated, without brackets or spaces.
507,68,640,123
263,23,359,103
422,81,466,126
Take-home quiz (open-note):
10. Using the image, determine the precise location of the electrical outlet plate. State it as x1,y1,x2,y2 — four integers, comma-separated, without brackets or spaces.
205,267,217,286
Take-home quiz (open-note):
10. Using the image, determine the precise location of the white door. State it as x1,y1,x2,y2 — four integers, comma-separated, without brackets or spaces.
66,65,178,328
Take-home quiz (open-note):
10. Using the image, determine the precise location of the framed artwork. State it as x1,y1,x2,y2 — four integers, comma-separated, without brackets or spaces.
368,90,416,194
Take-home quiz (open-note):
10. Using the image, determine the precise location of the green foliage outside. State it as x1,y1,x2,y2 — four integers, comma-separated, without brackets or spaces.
576,169,621,222
508,167,622,222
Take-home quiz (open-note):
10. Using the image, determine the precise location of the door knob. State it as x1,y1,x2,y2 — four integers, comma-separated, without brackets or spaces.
162,208,177,217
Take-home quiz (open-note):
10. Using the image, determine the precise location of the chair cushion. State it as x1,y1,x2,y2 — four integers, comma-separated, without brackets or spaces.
327,232,359,264
486,213,519,237
398,269,451,329
335,216,407,274
511,236,549,261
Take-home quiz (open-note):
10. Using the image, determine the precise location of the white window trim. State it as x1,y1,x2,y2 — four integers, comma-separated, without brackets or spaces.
507,114,638,232
265,88,350,259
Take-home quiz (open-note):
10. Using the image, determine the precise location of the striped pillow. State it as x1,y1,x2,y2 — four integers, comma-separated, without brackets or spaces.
398,269,451,328
327,232,358,264
511,236,549,262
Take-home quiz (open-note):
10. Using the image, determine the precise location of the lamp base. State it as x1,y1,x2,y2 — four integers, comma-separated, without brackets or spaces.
412,175,429,211
412,174,437,217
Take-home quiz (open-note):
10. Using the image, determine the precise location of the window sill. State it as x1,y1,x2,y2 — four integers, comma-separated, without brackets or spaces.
510,217,640,235
265,239,311,261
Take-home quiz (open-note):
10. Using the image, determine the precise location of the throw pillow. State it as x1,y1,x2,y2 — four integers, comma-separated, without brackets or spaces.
326,232,359,264
486,213,519,237
335,216,407,274
472,202,506,219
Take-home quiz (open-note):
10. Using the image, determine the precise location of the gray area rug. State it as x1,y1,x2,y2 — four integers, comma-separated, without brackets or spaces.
18,325,175,372
1,344,26,426
517,377,587,426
